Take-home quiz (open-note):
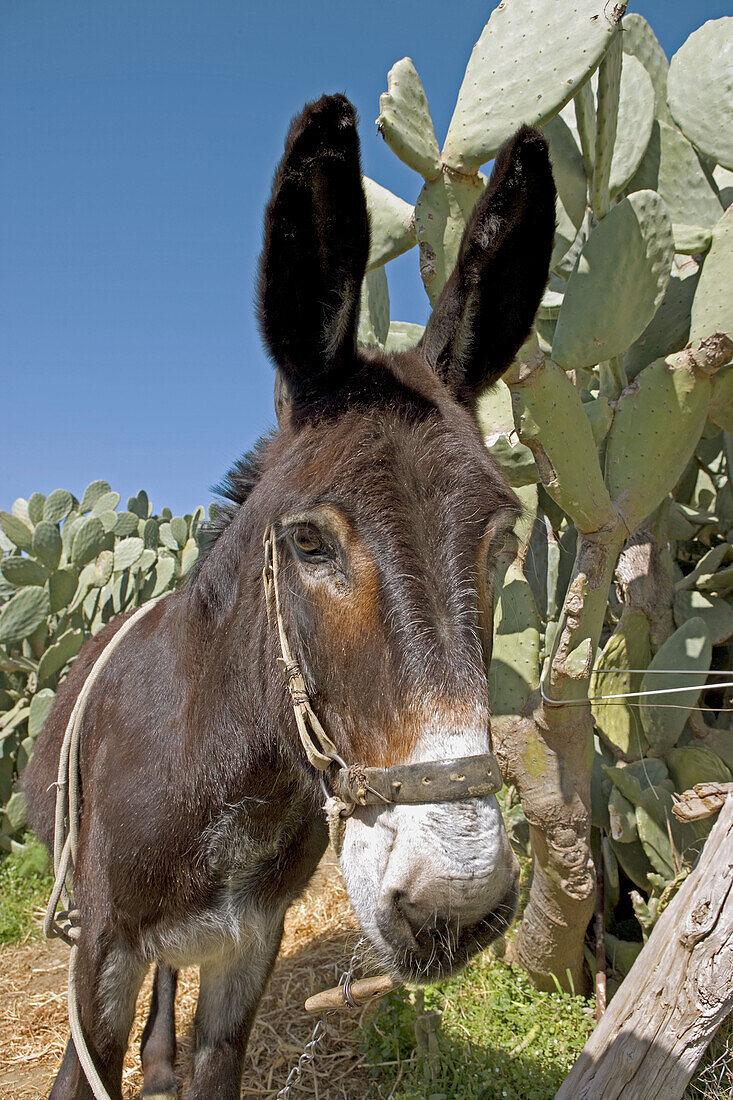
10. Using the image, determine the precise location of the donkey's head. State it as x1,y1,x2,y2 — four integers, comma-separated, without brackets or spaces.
211,95,555,982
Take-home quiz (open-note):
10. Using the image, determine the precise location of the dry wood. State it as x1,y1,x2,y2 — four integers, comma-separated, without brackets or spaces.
555,794,733,1100
304,974,395,1013
673,782,733,822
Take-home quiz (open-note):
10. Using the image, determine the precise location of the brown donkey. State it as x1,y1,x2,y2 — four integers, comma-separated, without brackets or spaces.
24,94,556,1099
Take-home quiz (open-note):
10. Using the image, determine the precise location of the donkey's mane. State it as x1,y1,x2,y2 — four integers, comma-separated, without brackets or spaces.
193,432,273,570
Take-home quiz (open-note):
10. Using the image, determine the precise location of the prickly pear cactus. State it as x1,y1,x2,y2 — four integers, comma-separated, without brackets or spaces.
0,483,204,848
362,0,733,972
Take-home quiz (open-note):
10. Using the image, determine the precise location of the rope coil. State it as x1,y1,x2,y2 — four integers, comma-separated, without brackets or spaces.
45,599,161,1100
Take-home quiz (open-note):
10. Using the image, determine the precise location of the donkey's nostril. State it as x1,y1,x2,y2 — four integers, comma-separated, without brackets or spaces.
377,889,434,951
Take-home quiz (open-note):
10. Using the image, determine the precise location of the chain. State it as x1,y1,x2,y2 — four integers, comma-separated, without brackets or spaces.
276,937,366,1099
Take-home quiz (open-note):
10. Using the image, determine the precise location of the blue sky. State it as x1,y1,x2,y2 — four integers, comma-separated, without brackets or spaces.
2,1,729,516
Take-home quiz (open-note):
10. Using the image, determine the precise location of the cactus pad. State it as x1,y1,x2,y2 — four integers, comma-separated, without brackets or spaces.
553,190,673,370
624,257,699,380
363,177,416,271
673,589,733,646
709,368,733,434
639,617,712,756
441,0,624,174
1,558,48,588
414,171,485,304
591,609,651,759
606,348,714,531
488,563,540,716
377,58,441,180
609,786,638,843
42,489,74,525
32,521,63,571
542,114,587,269
622,13,672,124
630,120,723,232
667,18,733,171
610,837,653,891
690,207,733,344
508,355,614,532
383,322,424,353
667,744,731,792
609,54,655,197
358,267,390,348
0,586,50,644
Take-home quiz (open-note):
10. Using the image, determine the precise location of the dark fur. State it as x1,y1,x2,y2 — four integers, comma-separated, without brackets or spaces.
24,94,555,1099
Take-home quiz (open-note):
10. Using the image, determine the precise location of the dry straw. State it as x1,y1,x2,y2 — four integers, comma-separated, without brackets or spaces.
0,854,380,1100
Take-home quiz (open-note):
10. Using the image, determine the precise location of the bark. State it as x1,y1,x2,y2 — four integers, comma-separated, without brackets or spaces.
494,526,625,993
555,795,733,1100
494,703,596,993
614,527,675,650
673,782,733,823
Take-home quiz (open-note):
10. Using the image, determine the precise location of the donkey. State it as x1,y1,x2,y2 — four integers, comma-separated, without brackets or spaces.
24,93,556,1099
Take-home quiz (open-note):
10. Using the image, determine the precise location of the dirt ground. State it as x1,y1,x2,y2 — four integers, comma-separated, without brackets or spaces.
0,853,383,1099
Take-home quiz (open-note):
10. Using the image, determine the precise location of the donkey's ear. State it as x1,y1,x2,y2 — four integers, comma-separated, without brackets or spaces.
257,94,369,407
420,127,556,405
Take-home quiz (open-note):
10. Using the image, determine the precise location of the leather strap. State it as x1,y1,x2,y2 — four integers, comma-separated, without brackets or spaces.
333,753,503,808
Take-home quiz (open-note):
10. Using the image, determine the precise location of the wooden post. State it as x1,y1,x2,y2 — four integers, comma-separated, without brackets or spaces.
555,794,733,1100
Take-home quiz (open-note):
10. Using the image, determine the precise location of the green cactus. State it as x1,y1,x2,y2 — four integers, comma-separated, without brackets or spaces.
440,0,625,174
541,114,587,270
622,14,672,124
690,207,733,345
358,266,390,348
376,58,441,180
639,618,712,756
367,2,731,984
383,321,424,353
488,562,540,717
362,176,416,272
629,119,723,234
666,18,733,171
552,190,674,371
608,786,638,843
591,610,651,759
414,172,485,306
624,256,700,378
0,481,203,846
608,53,655,199
606,341,730,532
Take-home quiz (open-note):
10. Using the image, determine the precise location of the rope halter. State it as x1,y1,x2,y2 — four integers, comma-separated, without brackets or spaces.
261,525,504,853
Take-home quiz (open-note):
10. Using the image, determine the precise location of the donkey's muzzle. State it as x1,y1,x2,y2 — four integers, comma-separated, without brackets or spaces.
377,874,519,983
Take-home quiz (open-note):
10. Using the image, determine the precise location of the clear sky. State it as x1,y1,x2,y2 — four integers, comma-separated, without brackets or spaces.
2,1,729,516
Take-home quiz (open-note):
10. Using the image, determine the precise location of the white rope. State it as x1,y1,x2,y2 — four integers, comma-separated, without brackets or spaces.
45,599,161,1100
584,681,733,702
592,668,733,676
540,664,733,709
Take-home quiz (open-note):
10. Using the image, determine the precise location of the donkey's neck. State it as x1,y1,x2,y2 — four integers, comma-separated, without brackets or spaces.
183,512,322,813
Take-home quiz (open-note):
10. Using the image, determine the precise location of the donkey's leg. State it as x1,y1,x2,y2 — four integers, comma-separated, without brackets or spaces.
49,939,147,1100
186,913,285,1100
140,964,179,1097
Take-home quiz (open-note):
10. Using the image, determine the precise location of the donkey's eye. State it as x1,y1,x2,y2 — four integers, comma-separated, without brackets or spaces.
291,526,327,558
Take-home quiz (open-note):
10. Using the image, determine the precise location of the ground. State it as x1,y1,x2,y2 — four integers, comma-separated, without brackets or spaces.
0,850,376,1099
1,845,730,1099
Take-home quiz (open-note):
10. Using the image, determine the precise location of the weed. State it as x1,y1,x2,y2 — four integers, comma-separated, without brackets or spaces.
0,835,52,946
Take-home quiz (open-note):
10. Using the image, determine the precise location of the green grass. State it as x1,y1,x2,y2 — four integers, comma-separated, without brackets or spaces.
361,946,733,1100
0,835,53,946
361,948,595,1100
